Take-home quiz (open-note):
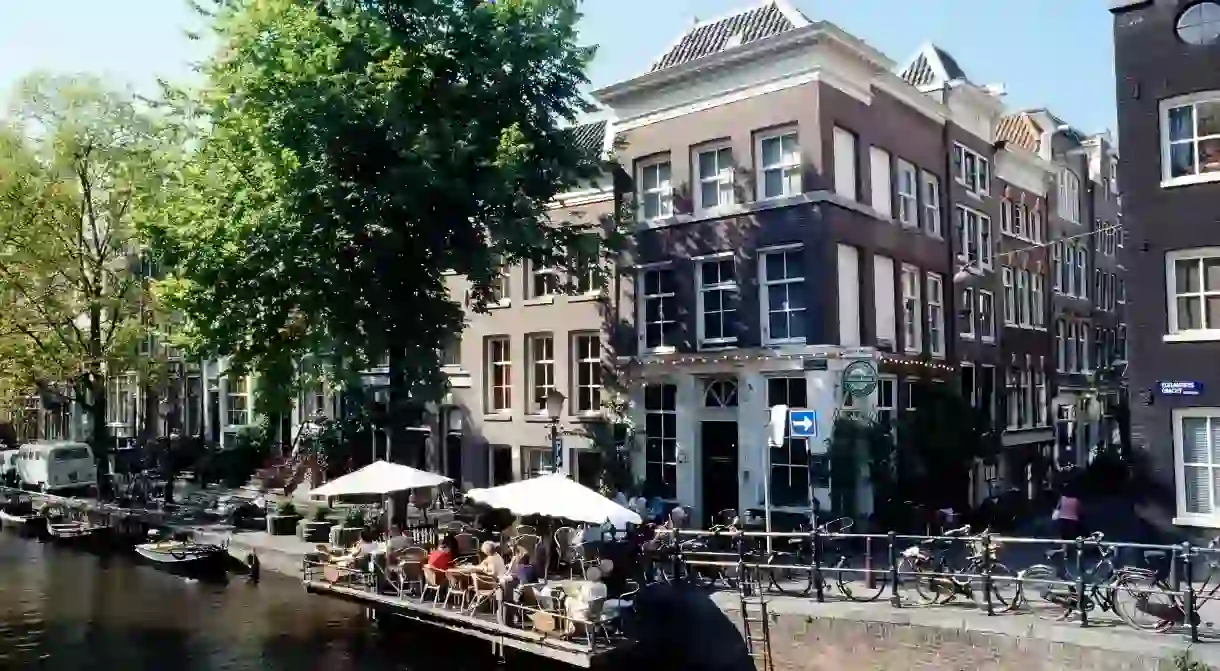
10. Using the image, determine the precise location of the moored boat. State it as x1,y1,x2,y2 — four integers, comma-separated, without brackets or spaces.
134,532,230,576
0,494,46,537
45,519,109,543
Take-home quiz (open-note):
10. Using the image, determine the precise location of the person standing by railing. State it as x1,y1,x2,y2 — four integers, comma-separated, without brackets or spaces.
1053,486,1082,540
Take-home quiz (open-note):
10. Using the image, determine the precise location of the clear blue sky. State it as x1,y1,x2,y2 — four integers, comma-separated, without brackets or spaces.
0,0,1116,132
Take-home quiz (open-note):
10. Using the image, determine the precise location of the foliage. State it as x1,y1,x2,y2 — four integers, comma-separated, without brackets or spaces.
276,500,297,517
312,505,332,522
209,422,273,488
142,435,209,503
892,380,991,512
0,74,168,492
142,0,613,413
1173,650,1211,671
343,507,366,529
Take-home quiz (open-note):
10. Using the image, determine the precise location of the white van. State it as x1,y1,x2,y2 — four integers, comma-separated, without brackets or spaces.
0,449,18,484
16,441,97,493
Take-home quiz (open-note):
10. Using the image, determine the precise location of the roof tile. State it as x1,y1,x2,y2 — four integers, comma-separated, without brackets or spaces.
651,2,806,72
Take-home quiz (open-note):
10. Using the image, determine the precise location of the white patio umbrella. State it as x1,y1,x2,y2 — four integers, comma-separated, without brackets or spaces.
465,473,642,528
311,460,451,499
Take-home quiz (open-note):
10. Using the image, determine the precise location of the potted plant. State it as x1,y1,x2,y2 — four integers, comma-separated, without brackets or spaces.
299,505,334,542
266,500,301,536
329,507,366,547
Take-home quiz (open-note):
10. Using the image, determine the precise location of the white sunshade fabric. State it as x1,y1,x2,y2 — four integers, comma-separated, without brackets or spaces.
310,460,451,500
465,473,642,528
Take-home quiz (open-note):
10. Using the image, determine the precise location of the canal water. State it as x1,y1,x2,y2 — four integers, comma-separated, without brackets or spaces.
0,533,529,670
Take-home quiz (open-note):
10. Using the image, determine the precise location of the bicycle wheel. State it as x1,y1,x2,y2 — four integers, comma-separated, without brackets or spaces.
835,555,888,602
976,562,1020,612
761,551,809,595
1018,564,1074,621
898,556,945,606
1112,573,1179,631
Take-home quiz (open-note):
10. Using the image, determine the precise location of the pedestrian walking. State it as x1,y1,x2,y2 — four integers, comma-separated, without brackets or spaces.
1052,486,1082,540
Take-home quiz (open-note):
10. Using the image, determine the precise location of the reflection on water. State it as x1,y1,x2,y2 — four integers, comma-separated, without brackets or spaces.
0,534,518,671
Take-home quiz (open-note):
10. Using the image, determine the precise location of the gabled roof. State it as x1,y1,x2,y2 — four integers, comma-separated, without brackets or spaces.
568,120,609,157
897,43,970,90
996,113,1043,153
649,1,811,72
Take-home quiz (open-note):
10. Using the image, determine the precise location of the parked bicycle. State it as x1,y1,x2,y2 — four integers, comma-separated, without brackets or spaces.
1016,531,1172,628
760,517,888,602
685,511,742,589
898,525,1019,609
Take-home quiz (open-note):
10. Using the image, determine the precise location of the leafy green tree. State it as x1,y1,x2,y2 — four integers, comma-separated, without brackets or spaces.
0,74,163,494
895,380,991,512
143,0,612,460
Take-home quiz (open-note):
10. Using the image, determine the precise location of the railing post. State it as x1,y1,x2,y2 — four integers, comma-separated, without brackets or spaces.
980,530,994,616
674,531,685,583
1183,541,1198,643
866,535,875,589
888,531,901,608
812,525,824,603
1075,536,1087,628
735,528,748,596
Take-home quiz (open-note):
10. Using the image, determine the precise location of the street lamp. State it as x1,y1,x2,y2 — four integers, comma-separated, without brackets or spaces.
545,389,565,475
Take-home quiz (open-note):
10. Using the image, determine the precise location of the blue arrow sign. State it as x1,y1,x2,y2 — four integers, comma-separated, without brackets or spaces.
789,409,818,438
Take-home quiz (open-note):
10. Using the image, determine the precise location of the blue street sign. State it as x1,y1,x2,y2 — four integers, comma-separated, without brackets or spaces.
1159,381,1204,397
789,409,818,438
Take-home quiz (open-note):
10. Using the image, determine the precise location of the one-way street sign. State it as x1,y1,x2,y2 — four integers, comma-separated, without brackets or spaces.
788,409,817,438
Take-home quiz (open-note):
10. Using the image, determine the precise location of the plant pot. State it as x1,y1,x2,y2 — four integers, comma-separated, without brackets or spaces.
266,514,301,536
329,525,362,548
299,520,333,543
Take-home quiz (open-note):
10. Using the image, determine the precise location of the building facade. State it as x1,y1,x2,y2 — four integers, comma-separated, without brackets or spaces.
1112,0,1220,529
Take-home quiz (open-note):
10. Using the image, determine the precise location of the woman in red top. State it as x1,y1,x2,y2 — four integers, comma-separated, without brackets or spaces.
427,534,459,570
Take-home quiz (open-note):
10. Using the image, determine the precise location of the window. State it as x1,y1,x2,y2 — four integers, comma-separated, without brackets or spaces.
570,236,602,294
491,262,511,303
926,273,944,357
955,206,992,268
832,126,857,201
769,377,812,506
1063,321,1076,373
758,130,801,200
1078,321,1091,372
1177,2,1220,45
960,287,975,339
978,290,995,342
526,334,555,414
441,336,462,368
695,145,734,211
1174,409,1220,524
1051,243,1063,294
961,363,977,407
1118,277,1127,304
1035,368,1048,427
1075,246,1088,300
639,267,677,352
1031,274,1045,328
901,264,922,353
979,365,997,423
1057,169,1080,222
1167,249,1220,338
643,384,678,499
876,376,897,435
869,146,892,217
921,171,941,237
953,143,990,195
896,159,917,226
1006,367,1021,430
529,261,560,299
638,157,673,221
486,336,512,413
226,376,249,427
1164,92,1220,185
1001,267,1016,326
1029,207,1043,243
572,333,601,415
760,248,806,344
523,447,554,479
1016,269,1030,327
697,257,739,347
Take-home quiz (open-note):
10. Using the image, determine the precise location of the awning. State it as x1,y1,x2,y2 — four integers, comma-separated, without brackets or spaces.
310,460,451,500
465,474,642,528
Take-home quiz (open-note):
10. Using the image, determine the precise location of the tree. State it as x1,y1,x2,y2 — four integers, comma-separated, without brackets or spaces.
143,0,612,458
0,74,163,496
894,380,991,513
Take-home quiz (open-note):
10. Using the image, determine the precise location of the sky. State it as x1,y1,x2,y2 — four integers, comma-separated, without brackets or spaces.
0,0,1117,133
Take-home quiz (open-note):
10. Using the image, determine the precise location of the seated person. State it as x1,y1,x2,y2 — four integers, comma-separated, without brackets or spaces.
565,567,609,625
427,534,458,571
386,524,411,554
334,529,379,567
508,545,537,584
474,540,506,577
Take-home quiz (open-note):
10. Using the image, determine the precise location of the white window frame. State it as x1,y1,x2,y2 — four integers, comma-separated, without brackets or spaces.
1166,247,1220,341
832,126,857,201
1057,168,1081,223
1031,273,1045,328
572,332,602,415
1075,246,1088,300
953,143,990,196
896,159,918,227
1055,320,1066,373
960,362,977,407
526,333,555,415
757,128,801,201
1173,407,1220,527
490,263,511,305
1035,368,1048,427
869,146,892,218
978,290,995,343
1029,207,1043,244
486,336,512,414
960,287,975,340
955,205,992,270
644,383,679,500
1001,267,1016,326
693,143,735,213
637,156,673,222
1051,243,1063,294
696,254,739,349
921,171,942,238
226,375,250,428
528,261,560,300
759,245,806,345
901,264,922,354
926,272,944,358
875,375,897,433
638,265,677,354
1017,268,1031,327
1160,92,1220,189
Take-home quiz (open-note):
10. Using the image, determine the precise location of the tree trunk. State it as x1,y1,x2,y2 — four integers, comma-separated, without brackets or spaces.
87,305,111,500
387,346,409,467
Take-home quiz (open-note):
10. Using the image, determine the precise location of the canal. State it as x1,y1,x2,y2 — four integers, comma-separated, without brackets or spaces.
0,533,528,670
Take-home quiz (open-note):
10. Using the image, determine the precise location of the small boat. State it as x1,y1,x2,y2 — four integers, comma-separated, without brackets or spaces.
45,519,108,543
134,531,230,576
0,494,46,537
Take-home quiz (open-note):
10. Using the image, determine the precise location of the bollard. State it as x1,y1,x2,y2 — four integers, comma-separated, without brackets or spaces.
888,531,901,607
1075,536,1088,628
812,525,824,603
981,530,994,616
866,535,875,589
1183,542,1199,643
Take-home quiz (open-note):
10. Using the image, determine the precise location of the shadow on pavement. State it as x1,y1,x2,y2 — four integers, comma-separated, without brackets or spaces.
633,582,755,671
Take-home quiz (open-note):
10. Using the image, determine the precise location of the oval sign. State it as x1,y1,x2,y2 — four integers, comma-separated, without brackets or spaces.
842,361,879,398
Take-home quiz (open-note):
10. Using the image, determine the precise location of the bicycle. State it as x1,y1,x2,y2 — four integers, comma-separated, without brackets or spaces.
1016,532,1171,628
898,525,1019,609
1111,537,1219,632
684,515,742,589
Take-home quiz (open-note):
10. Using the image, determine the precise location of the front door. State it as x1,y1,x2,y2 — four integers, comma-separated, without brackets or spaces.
700,420,739,527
